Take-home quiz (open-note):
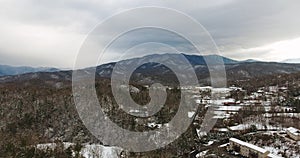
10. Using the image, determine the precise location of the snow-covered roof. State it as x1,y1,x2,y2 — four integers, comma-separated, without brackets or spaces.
229,138,269,154
257,90,264,93
216,105,241,111
287,127,300,136
211,99,236,106
217,128,229,132
197,86,212,89
130,86,140,93
279,87,288,90
147,122,162,129
267,153,284,158
188,112,196,118
212,88,232,93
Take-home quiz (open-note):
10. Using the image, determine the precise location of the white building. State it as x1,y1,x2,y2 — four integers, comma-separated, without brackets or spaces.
287,127,300,141
228,138,282,158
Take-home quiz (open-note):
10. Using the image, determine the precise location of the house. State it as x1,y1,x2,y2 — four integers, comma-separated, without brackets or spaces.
228,138,282,158
287,127,300,141
269,86,278,93
279,86,288,92
223,98,237,106
189,150,199,158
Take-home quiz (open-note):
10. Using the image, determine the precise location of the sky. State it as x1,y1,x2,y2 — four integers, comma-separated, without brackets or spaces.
0,0,300,68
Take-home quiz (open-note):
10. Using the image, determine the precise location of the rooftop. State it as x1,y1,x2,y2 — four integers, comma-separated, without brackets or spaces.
287,127,300,136
229,138,268,154
268,153,284,158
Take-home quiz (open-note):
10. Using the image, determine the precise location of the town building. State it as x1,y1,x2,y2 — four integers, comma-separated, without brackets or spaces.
287,127,300,141
228,138,282,158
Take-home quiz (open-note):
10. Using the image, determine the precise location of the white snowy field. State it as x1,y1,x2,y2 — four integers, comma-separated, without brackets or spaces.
228,123,282,131
36,142,123,158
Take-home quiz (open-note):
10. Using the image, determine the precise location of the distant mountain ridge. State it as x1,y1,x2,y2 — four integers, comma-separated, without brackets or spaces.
241,59,261,63
91,54,300,85
0,54,239,77
282,58,300,64
181,54,238,65
1,53,300,86
0,65,59,76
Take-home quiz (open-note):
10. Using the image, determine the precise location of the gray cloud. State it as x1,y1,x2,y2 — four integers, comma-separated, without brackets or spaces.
0,0,300,68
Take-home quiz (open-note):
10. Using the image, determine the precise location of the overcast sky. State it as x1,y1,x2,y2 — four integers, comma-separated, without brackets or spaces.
1,0,300,68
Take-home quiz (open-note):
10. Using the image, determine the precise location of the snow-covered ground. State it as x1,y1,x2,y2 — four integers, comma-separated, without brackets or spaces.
213,111,232,119
204,140,215,146
82,144,123,158
196,150,208,158
264,106,293,112
219,143,229,148
212,105,241,119
263,142,300,158
264,113,300,118
228,123,283,131
36,142,73,150
36,142,123,158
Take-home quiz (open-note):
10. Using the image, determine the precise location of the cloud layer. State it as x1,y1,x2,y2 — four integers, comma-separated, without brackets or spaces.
0,0,300,68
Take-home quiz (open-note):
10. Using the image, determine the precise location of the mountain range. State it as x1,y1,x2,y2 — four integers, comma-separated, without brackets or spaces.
282,58,300,64
0,54,272,77
1,54,300,86
0,65,59,76
0,54,256,77
93,54,300,85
